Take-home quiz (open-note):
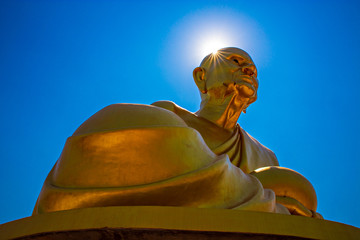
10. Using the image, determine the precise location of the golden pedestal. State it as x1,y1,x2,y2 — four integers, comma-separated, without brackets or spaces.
1,206,359,240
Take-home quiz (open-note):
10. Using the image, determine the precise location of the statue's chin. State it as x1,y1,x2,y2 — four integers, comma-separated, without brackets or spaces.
236,84,256,99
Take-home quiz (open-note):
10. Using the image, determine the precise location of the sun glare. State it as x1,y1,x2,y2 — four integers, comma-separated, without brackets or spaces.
161,8,269,95
201,38,228,56
193,28,233,61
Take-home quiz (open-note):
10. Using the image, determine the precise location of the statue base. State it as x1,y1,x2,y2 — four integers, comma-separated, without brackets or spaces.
1,206,359,240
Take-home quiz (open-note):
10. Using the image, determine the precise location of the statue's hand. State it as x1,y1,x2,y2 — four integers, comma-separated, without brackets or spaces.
250,166,321,218
276,196,323,219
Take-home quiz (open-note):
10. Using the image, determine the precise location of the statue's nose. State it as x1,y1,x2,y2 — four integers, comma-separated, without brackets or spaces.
241,65,256,77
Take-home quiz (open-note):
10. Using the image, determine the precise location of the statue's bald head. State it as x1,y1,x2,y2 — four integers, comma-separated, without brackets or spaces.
200,47,253,68
193,47,258,107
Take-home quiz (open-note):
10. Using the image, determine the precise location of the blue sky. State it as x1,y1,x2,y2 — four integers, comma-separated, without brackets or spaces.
1,0,360,228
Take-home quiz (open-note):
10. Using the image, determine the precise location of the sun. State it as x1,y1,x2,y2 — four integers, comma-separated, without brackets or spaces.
201,38,228,56
191,28,233,60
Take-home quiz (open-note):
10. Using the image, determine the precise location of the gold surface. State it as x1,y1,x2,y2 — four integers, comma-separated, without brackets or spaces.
2,207,360,240
33,48,320,219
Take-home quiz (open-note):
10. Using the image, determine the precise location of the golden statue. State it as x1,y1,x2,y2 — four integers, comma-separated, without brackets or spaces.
33,47,321,219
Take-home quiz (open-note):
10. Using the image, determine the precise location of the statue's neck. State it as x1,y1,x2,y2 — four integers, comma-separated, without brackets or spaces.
196,93,247,130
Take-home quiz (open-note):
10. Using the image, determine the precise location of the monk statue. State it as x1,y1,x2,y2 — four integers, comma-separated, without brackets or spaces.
33,47,322,219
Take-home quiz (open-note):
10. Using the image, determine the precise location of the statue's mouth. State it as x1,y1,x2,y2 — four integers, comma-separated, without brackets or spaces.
236,75,258,89
223,77,257,98
237,76,254,84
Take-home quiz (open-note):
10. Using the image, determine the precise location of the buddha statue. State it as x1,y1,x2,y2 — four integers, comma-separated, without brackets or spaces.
33,47,321,219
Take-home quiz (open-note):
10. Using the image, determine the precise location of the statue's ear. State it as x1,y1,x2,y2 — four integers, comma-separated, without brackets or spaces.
193,67,207,94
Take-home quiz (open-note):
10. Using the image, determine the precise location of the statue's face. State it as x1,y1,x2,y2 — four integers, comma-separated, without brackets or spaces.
199,48,258,101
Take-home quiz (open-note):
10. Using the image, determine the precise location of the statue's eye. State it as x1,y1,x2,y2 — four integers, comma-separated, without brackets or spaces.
229,56,244,66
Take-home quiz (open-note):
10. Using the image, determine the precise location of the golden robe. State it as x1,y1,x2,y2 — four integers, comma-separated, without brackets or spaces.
33,104,288,215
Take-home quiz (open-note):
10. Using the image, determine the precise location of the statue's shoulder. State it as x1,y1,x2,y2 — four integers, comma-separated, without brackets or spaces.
73,103,188,137
151,101,199,124
152,101,238,150
151,101,189,114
